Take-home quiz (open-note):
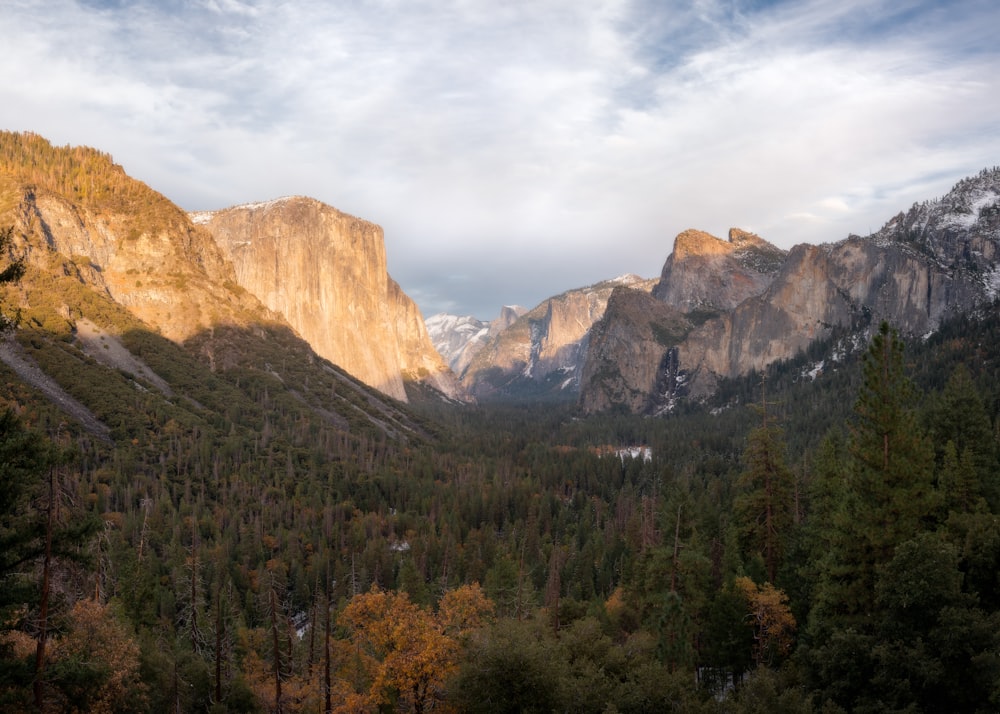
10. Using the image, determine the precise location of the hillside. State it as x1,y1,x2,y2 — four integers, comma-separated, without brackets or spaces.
0,131,460,406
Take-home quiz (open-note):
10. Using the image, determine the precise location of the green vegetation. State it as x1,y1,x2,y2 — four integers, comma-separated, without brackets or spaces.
0,291,997,711
0,131,188,237
0,134,998,711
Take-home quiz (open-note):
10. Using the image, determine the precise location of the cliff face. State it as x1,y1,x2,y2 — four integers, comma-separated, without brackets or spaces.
3,177,264,341
461,276,656,399
675,222,994,399
652,228,786,312
579,287,692,413
579,169,1000,411
193,197,462,402
387,278,466,399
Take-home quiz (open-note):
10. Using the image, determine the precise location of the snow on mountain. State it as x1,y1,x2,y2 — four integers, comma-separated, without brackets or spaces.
425,313,490,373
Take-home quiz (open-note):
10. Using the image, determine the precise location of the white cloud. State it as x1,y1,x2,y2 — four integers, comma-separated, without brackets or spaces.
1,0,999,319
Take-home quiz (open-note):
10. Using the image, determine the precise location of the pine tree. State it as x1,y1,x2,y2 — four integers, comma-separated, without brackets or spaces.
803,323,942,709
825,323,937,621
734,394,795,583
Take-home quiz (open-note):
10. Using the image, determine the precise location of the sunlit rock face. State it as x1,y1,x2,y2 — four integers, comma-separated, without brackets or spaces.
460,276,656,400
8,182,264,341
580,169,1000,412
652,228,786,312
194,197,464,402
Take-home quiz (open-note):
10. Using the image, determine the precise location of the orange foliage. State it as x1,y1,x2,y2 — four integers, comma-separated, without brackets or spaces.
338,585,492,713
46,599,146,714
734,576,796,666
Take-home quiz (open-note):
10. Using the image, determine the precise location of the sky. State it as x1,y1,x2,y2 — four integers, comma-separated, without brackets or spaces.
2,0,999,320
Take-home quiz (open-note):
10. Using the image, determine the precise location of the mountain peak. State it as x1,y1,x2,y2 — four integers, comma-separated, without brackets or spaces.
653,227,785,312
672,229,730,258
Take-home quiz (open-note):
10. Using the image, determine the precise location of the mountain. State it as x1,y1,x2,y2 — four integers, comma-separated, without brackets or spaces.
458,275,657,400
578,287,693,413
580,168,1000,412
0,131,457,446
426,305,528,378
0,135,263,342
651,227,786,312
191,197,464,403
426,313,490,374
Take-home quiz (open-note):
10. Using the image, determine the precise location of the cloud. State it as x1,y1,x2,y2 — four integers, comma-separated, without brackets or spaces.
1,0,999,319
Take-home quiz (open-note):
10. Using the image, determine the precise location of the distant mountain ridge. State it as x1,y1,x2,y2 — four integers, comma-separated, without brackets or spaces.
580,167,1000,412
440,275,657,400
4,131,996,418
433,168,1000,413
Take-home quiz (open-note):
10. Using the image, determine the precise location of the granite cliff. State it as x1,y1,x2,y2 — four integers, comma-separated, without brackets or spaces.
0,132,460,407
457,276,655,400
652,228,786,312
579,168,1000,412
578,287,692,413
191,197,463,403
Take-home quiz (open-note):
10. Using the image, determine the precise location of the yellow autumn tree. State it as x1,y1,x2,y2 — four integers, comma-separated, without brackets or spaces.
437,583,494,638
734,576,796,667
338,584,493,714
44,599,146,714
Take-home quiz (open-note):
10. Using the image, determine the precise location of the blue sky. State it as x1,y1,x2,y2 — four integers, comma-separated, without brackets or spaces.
2,0,999,320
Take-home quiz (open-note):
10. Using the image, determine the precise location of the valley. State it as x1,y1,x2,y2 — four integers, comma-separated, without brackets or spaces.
0,132,998,712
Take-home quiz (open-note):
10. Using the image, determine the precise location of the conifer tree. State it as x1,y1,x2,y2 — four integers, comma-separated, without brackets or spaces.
734,387,795,583
803,323,942,709
814,323,938,626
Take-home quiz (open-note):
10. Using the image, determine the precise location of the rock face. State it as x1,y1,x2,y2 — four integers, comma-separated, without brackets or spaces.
193,197,463,402
460,276,656,400
579,287,692,413
387,278,466,399
4,174,264,342
652,228,786,311
579,168,1000,411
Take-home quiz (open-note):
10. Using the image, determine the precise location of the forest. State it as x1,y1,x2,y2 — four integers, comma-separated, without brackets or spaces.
1,296,999,712
0,132,999,712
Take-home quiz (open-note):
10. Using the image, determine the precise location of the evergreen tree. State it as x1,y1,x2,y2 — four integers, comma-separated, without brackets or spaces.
816,323,938,626
925,364,1000,510
803,323,942,710
734,413,795,583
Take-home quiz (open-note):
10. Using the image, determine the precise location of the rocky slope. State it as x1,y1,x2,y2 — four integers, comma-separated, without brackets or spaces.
580,168,1000,411
192,197,462,402
459,276,656,400
1,164,262,342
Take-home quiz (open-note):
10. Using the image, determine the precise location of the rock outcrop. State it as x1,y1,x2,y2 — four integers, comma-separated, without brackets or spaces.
674,208,997,399
193,197,463,402
652,228,786,312
461,276,655,400
579,287,692,413
3,171,265,342
579,168,1000,411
